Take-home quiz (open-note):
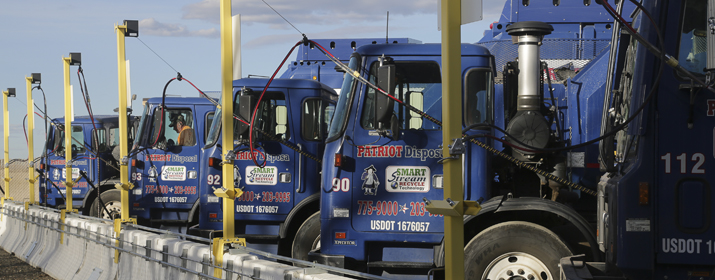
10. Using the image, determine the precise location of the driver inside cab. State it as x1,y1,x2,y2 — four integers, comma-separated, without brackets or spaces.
169,115,196,146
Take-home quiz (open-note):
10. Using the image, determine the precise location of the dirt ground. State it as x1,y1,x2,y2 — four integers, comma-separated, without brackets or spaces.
0,249,54,280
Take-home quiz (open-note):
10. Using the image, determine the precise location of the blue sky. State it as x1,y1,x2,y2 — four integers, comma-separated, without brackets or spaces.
0,0,505,159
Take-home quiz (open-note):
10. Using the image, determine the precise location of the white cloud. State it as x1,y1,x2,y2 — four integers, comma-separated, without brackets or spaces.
140,18,219,37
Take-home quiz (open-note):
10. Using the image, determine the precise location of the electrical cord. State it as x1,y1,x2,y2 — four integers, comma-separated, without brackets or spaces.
248,39,304,168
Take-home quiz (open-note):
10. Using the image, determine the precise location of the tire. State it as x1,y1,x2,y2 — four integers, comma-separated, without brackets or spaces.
89,189,122,220
464,221,572,280
291,212,320,262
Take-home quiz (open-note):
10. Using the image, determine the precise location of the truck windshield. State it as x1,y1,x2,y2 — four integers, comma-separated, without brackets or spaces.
327,54,361,142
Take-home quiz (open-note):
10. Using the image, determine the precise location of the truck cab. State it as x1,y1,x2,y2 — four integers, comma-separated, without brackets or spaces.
311,6,628,275
39,115,137,216
197,78,337,258
127,97,216,232
561,0,715,279
312,43,495,274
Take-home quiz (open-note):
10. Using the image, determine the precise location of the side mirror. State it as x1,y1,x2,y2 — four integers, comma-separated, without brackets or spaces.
236,93,256,139
375,64,396,125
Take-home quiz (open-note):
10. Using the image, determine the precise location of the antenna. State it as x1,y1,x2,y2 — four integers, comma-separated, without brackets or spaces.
386,11,389,44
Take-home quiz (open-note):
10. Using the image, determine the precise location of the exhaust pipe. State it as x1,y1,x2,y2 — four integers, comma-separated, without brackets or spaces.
506,21,553,111
504,22,554,160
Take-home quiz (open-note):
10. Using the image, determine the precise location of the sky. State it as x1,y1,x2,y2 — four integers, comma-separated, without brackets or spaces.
0,0,506,160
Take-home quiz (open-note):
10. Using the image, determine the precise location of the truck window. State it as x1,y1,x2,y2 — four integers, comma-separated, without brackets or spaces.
95,128,107,152
53,125,86,155
361,61,442,130
204,112,214,143
243,92,289,141
302,98,336,141
149,108,196,147
133,103,149,150
677,0,707,76
464,68,493,126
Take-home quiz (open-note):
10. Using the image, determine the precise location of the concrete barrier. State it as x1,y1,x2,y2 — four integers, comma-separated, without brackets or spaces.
182,242,212,280
115,229,160,280
70,220,117,280
240,259,305,280
31,210,61,270
0,202,380,280
0,203,24,252
17,208,42,261
44,216,88,280
221,249,259,280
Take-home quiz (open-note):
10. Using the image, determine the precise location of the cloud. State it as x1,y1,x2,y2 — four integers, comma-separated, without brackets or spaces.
182,0,438,27
140,18,219,37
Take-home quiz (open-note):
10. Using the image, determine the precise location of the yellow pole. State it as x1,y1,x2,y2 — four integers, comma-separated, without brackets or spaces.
114,24,132,221
113,22,137,262
441,0,465,279
216,0,235,276
2,89,13,217
211,1,247,277
62,57,74,212
3,90,10,201
219,0,235,241
26,77,35,207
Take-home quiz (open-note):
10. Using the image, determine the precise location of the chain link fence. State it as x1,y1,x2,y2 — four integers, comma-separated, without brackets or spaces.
0,158,40,203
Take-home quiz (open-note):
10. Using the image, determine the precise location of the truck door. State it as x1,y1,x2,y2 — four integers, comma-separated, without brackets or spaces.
47,124,90,206
235,91,296,217
139,106,200,219
350,59,445,234
655,0,715,266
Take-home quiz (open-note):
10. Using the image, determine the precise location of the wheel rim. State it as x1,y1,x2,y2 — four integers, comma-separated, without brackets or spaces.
101,201,121,220
482,252,551,280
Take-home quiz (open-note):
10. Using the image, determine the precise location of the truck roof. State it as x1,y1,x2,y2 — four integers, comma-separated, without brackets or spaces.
54,115,119,124
356,43,491,57
144,96,217,105
233,78,337,94
292,38,422,62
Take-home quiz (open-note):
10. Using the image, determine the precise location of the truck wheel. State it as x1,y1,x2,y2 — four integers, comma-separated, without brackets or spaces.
89,189,122,220
464,221,571,280
292,212,320,262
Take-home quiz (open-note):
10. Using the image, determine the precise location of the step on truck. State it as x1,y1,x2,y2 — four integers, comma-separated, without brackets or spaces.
560,0,715,279
39,115,138,217
309,3,634,278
